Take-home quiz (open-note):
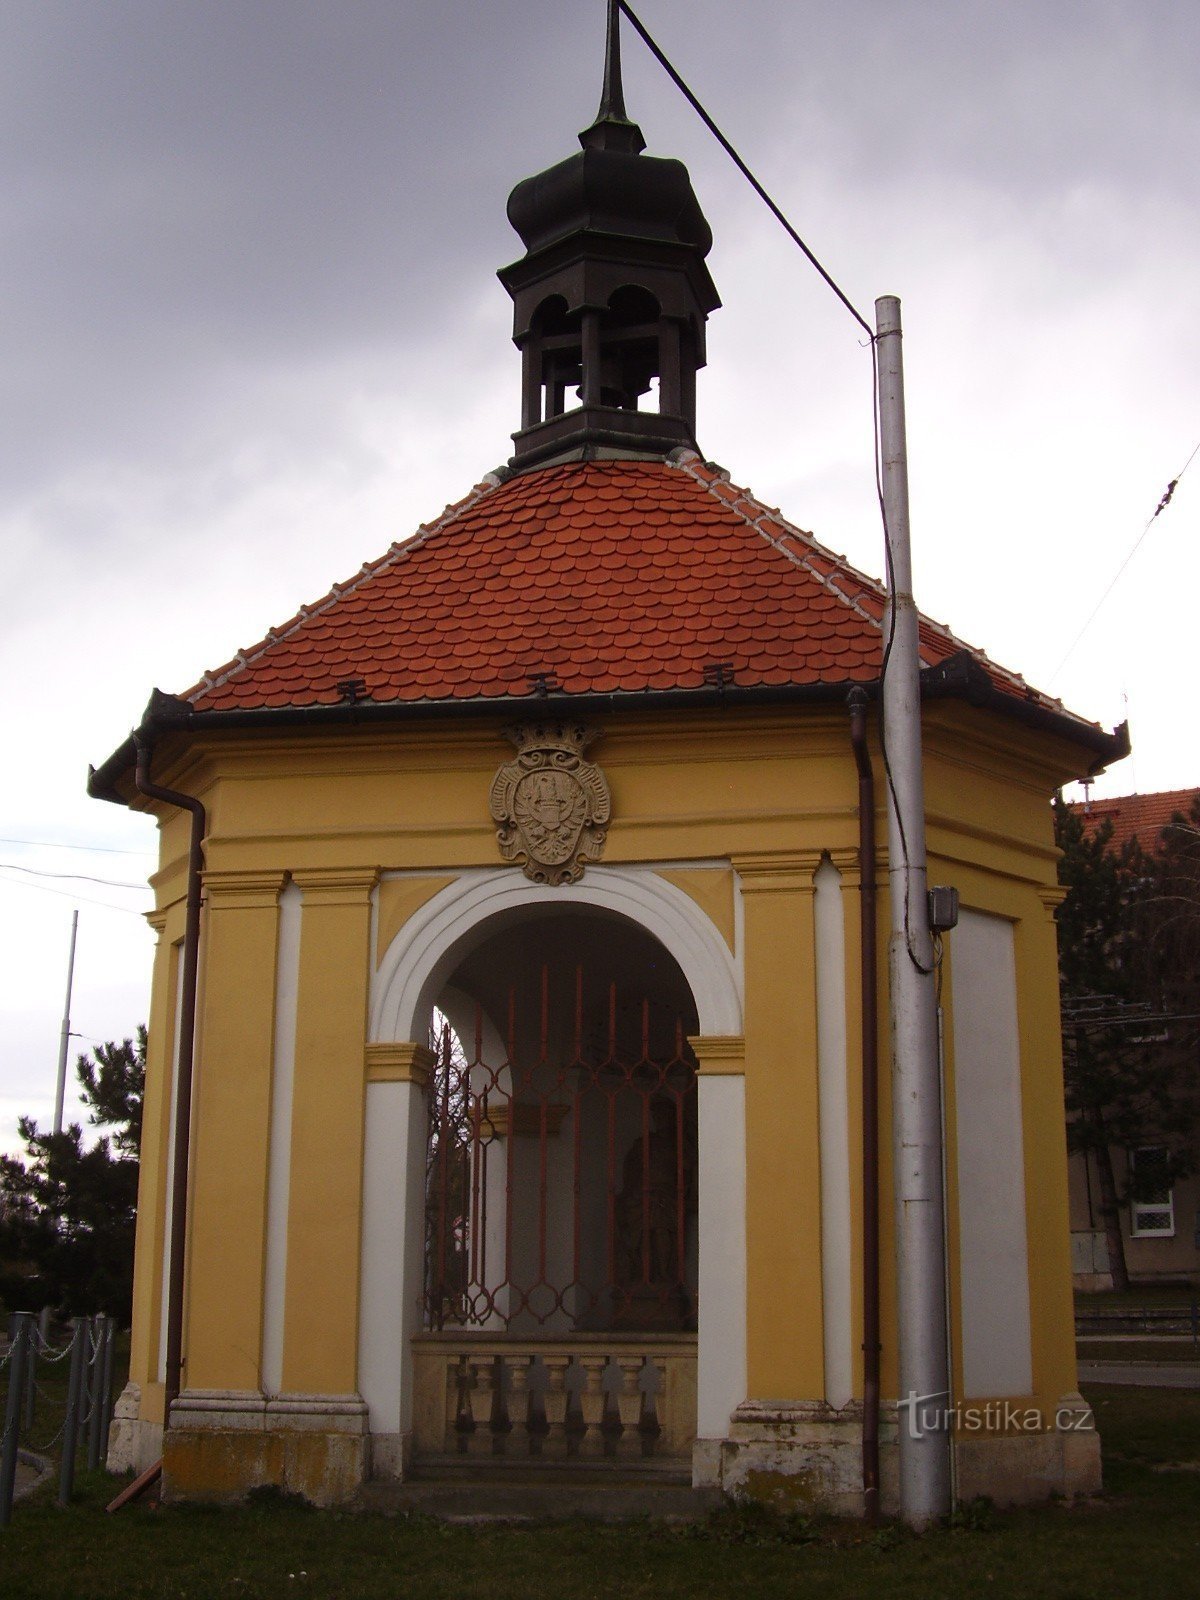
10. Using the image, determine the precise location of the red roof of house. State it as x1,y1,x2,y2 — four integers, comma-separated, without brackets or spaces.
186,453,1057,714
1072,788,1200,854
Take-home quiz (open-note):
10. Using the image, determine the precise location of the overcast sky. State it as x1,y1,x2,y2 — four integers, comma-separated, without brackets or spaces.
2,0,1196,1154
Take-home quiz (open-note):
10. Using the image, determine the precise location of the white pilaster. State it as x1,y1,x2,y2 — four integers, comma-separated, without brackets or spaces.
261,881,301,1395
814,855,853,1411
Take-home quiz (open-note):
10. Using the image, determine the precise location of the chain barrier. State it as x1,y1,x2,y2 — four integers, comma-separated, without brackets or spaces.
1,1311,118,1529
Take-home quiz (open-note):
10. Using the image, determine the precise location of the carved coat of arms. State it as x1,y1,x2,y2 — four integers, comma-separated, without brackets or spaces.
489,722,611,885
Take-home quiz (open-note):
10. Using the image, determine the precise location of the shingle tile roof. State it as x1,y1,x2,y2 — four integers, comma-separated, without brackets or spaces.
186,453,1054,714
1072,788,1200,854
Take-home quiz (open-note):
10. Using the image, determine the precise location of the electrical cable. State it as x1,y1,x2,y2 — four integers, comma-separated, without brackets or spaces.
619,0,934,974
0,869,147,918
0,835,151,856
1049,437,1199,685
0,862,149,890
617,1,872,338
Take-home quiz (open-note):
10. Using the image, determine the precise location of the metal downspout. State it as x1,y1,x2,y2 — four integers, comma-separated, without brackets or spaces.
133,736,206,1421
849,689,881,1522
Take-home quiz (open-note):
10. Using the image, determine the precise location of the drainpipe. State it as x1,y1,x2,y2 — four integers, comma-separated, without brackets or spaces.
848,688,880,1522
132,735,206,1421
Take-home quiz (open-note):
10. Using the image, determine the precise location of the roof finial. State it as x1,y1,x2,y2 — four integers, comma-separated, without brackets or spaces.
579,0,645,153
597,0,628,123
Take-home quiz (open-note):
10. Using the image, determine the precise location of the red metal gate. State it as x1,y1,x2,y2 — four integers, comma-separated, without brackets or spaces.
425,963,698,1334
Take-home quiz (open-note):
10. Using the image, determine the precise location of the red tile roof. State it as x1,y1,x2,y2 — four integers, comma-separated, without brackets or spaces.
1072,788,1200,854
185,453,1057,714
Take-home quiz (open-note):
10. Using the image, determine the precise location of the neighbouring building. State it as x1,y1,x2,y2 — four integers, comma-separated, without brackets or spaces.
92,13,1124,1513
1067,788,1200,1291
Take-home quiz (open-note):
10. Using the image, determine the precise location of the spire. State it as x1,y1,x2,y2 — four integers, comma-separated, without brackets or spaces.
579,0,645,155
597,0,627,121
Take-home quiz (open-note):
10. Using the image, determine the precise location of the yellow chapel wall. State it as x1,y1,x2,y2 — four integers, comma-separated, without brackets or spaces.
128,701,1091,1432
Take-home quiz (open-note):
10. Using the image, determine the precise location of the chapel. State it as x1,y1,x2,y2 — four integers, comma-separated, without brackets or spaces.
92,6,1123,1514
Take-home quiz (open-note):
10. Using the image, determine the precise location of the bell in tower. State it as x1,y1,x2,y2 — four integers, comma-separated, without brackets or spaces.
499,0,721,470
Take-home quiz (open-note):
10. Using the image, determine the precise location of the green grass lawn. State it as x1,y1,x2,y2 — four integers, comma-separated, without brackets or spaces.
1079,1338,1200,1362
3,1386,1200,1600
1075,1285,1200,1310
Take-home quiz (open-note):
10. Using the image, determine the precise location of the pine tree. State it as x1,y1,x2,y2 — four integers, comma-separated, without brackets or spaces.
0,1028,145,1321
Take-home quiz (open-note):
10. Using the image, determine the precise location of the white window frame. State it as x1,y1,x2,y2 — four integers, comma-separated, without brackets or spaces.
1129,1146,1175,1239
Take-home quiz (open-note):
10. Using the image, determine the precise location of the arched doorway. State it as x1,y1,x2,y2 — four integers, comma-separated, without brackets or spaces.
417,907,699,1465
362,866,745,1479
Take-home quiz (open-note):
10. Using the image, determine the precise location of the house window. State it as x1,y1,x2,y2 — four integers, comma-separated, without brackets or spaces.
1129,1146,1175,1238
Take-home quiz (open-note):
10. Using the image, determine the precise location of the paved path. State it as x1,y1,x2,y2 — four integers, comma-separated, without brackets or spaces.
1079,1361,1200,1388
12,1450,51,1503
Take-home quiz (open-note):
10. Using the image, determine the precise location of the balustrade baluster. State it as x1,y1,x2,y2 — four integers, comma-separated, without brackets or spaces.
507,1356,532,1456
467,1356,496,1455
450,1355,471,1452
615,1355,644,1460
576,1355,608,1458
541,1355,571,1459
641,1358,666,1456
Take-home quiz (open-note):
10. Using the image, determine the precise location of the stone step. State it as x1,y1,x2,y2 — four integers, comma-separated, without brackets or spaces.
409,1454,693,1485
354,1474,724,1524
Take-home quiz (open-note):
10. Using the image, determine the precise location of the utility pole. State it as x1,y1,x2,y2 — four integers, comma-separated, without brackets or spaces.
40,909,80,1346
53,910,80,1136
876,294,952,1527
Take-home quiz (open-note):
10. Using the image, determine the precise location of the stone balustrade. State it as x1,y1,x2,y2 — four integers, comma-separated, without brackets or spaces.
411,1333,696,1463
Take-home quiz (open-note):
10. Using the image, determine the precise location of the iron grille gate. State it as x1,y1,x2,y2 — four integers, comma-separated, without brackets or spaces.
425,964,698,1336
420,962,698,1462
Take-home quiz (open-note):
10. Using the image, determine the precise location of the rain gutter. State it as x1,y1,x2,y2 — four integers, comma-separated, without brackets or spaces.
87,662,1127,805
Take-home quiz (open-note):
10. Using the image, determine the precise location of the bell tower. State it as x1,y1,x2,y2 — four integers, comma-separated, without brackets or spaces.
499,0,720,470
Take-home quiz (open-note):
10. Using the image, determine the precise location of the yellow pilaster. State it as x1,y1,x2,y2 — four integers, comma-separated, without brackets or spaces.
281,868,379,1396
735,851,825,1400
186,871,285,1393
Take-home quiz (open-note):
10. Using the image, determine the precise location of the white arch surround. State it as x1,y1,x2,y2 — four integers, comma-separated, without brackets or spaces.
370,865,743,1042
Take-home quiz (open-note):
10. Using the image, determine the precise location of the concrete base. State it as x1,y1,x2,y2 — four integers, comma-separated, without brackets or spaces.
106,1382,163,1476
367,1430,413,1481
161,1390,370,1507
717,1399,887,1516
954,1393,1102,1507
705,1393,1101,1516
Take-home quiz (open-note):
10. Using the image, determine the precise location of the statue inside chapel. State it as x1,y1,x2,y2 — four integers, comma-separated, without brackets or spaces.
613,1096,695,1328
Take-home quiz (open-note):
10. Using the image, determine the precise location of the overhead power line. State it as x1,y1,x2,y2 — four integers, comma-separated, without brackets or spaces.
0,834,152,857
617,0,871,338
1050,437,1199,684
0,862,150,890
0,869,148,918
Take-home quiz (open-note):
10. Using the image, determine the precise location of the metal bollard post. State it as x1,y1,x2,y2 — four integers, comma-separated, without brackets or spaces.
87,1317,106,1472
99,1318,116,1469
1,1313,33,1530
58,1320,86,1508
23,1315,38,1435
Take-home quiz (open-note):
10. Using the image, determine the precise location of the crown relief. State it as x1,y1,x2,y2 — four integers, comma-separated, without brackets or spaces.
488,721,612,886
